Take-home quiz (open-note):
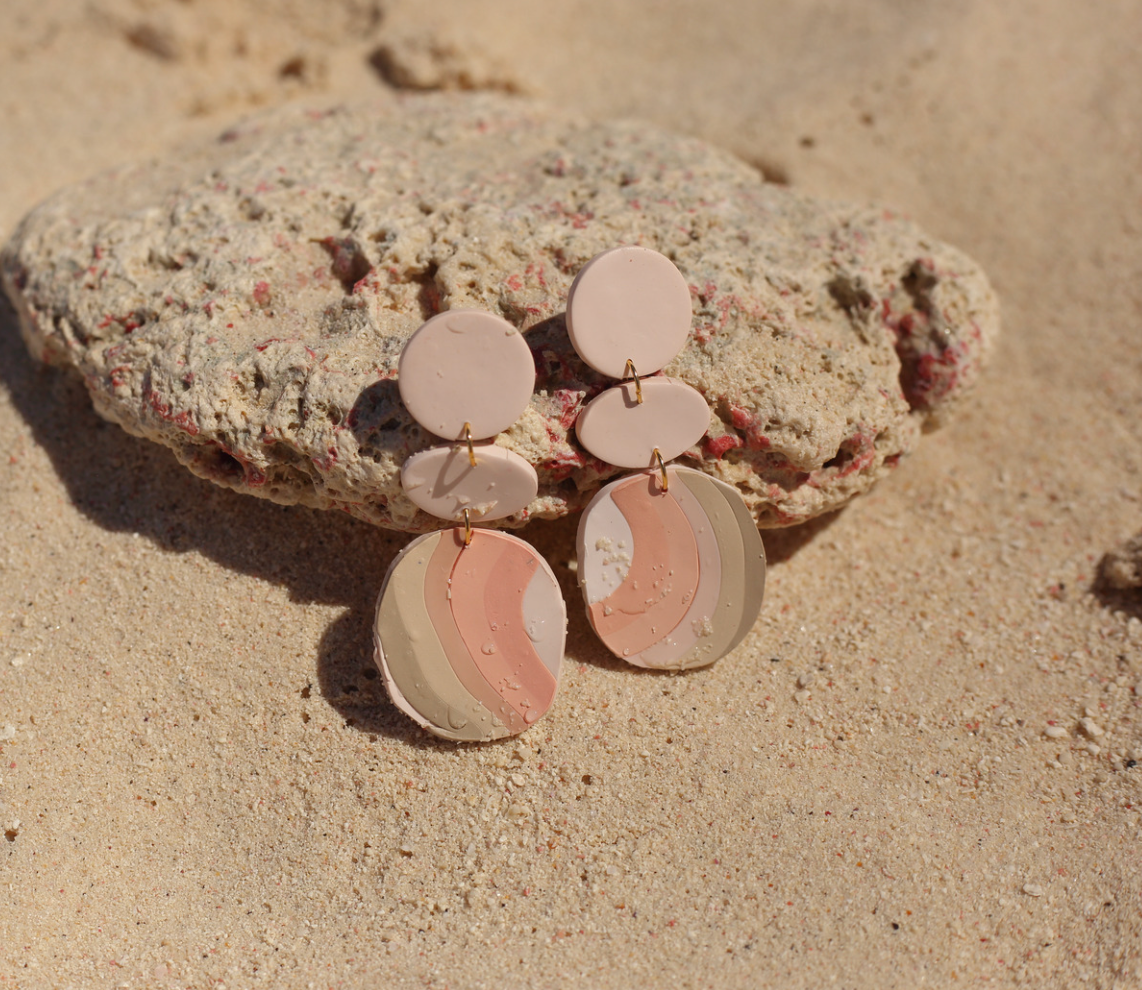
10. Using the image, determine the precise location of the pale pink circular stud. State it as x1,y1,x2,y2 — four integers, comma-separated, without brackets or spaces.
575,377,710,469
400,444,539,522
565,246,693,379
398,310,536,440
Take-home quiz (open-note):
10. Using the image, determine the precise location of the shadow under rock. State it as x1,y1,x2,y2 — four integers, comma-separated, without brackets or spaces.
0,303,422,740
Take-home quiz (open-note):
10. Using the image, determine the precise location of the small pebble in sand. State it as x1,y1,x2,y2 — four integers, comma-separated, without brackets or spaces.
1044,725,1067,739
1022,883,1044,897
1100,532,1142,589
797,671,816,689
1080,718,1104,738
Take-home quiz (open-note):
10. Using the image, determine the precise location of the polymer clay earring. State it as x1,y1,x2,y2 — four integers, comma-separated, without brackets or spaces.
568,247,767,670
373,310,566,742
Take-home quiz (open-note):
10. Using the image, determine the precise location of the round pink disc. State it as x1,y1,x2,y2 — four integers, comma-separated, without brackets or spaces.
401,444,539,522
398,310,536,440
575,377,710,469
565,246,693,378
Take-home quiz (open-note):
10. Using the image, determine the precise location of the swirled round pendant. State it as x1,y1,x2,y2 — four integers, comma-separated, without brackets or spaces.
576,465,766,670
374,528,566,741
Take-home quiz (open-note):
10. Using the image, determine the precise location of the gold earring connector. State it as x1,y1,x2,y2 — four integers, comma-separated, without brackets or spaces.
623,359,644,404
652,448,668,492
463,422,477,467
462,508,473,547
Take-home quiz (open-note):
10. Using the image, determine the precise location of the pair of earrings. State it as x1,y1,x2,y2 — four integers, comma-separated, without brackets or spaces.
373,247,766,742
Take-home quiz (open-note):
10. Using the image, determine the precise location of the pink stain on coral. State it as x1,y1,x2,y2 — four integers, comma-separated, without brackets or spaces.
541,448,587,482
97,312,143,334
727,405,771,450
534,201,594,229
526,262,547,288
312,447,338,472
551,389,581,430
143,387,199,436
808,432,877,487
705,434,743,459
880,259,984,410
729,406,752,431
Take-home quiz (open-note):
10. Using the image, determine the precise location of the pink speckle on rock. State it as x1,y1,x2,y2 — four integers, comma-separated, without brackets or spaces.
705,434,743,459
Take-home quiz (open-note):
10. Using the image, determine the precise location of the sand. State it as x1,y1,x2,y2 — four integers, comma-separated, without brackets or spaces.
1,1,1140,987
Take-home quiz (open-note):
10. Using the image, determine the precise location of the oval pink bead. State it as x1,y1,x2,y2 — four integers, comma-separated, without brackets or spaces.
575,377,710,469
398,309,535,440
565,246,693,378
401,444,538,522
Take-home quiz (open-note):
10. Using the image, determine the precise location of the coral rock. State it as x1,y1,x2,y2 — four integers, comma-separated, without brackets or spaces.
0,94,999,532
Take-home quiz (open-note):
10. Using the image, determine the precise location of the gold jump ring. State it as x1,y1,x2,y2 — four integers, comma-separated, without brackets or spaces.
463,422,477,467
623,359,644,405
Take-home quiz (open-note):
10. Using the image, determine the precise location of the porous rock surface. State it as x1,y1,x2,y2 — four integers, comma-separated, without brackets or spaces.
0,94,999,532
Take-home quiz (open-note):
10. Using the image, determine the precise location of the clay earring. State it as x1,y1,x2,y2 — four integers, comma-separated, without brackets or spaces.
373,310,566,741
567,247,767,670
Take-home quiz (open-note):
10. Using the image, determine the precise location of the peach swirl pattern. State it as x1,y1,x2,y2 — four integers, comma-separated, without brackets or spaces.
576,466,766,670
374,529,565,741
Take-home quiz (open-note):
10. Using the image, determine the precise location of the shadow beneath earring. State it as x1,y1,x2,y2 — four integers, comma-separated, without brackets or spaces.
0,301,429,742
313,607,465,749
523,510,637,674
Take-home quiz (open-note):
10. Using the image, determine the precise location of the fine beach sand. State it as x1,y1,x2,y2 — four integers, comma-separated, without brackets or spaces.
1,1,1141,986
